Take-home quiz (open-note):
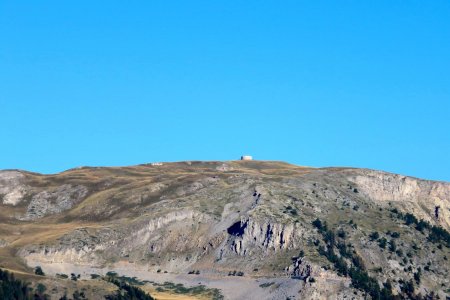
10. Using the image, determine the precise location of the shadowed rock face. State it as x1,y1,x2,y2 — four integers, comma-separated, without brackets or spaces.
227,220,247,236
1,161,449,299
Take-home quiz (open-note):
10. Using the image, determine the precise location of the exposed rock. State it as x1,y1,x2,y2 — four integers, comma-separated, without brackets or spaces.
348,169,450,229
0,170,28,206
1,161,449,299
148,182,166,193
0,239,8,248
18,184,88,220
216,163,233,171
219,216,305,260
286,257,313,281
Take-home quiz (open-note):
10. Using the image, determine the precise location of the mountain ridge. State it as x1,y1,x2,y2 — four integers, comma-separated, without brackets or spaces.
0,160,449,299
3,160,449,185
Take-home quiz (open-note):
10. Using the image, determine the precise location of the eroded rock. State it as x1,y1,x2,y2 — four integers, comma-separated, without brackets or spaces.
18,184,88,220
0,171,28,206
0,239,8,248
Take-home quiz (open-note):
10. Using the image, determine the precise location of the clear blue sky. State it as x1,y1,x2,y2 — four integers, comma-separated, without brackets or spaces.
1,1,449,181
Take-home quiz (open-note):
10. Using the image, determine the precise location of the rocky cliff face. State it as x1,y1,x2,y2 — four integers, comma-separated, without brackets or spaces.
348,169,450,228
225,217,301,256
0,161,449,299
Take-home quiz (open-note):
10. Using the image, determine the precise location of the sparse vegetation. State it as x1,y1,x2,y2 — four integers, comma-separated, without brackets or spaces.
388,239,396,252
312,219,404,299
389,231,400,238
105,276,154,300
259,282,275,288
227,270,244,276
0,268,50,300
391,209,450,247
283,205,298,216
72,290,87,300
151,281,223,300
56,273,68,279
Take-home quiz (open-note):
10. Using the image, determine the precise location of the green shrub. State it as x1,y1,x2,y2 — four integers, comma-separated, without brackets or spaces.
378,238,387,249
259,282,275,288
414,268,421,284
390,232,400,238
415,220,428,232
404,213,418,225
106,271,118,277
369,232,379,241
312,219,323,230
56,273,68,279
388,240,396,252
428,226,450,247
34,266,45,276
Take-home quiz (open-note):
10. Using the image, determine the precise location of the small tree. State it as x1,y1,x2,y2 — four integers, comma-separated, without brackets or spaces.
36,283,47,296
59,294,68,300
73,290,81,300
404,213,418,225
34,266,45,276
415,220,427,232
388,240,396,252
312,219,323,230
401,279,415,296
369,232,379,241
414,268,421,284
391,232,400,238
